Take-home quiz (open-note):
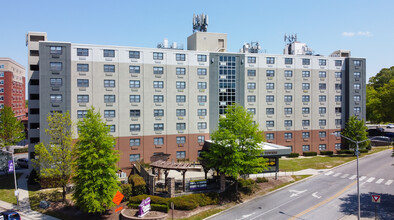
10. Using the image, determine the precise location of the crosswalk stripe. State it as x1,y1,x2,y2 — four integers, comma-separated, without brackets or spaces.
333,173,341,177
359,176,367,181
341,174,349,178
325,171,334,176
366,177,375,183
349,175,357,180
376,179,384,184
386,180,393,185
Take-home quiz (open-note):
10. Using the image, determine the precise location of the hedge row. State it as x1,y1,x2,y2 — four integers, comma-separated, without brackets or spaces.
14,147,28,154
320,151,333,155
303,151,317,156
129,174,146,196
128,203,169,213
336,150,354,155
288,153,299,158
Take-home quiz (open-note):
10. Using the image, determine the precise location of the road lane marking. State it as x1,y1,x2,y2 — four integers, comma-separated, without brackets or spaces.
341,174,349,178
312,192,321,199
349,175,357,180
333,173,341,177
325,171,334,176
376,179,384,184
385,180,393,185
366,177,375,183
289,189,307,197
288,180,357,220
359,176,367,181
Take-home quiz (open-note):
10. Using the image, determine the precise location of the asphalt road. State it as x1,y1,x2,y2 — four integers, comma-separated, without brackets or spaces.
209,149,394,220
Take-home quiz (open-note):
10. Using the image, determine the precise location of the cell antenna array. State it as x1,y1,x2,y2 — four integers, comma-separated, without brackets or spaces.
193,13,208,33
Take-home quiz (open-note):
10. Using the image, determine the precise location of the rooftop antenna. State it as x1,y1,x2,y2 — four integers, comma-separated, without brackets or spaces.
193,13,208,33
284,33,297,44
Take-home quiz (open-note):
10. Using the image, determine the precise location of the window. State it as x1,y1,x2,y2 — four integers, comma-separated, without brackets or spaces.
302,132,310,138
176,151,186,159
284,108,292,115
130,95,140,103
154,95,164,103
197,109,207,116
197,54,207,62
354,72,361,78
153,67,163,74
335,95,342,102
284,95,292,102
77,48,89,56
319,107,326,114
109,125,115,133
335,60,342,66
129,66,140,73
266,57,275,64
266,95,274,102
129,51,140,59
129,80,140,88
154,137,164,145
154,123,164,131
248,83,256,89
285,58,293,65
154,81,164,88
353,60,361,66
198,136,205,143
130,124,140,132
0,88,3,93
248,108,256,115
302,145,310,152
104,80,115,88
354,107,361,113
176,81,186,89
335,107,342,113
266,108,274,115
266,121,274,127
198,122,207,129
197,68,207,75
284,120,292,127
247,56,256,63
130,139,140,147
50,78,62,86
0,65,3,69
50,46,62,54
104,110,115,118
247,95,256,102
284,70,293,77
284,83,292,90
176,95,186,103
319,95,326,102
176,53,186,61
104,65,115,72
302,71,310,77
154,109,164,117
176,109,186,116
248,70,256,76
354,95,361,102
176,68,186,75
130,110,140,117
285,133,292,139
266,83,274,90
335,143,341,150
0,72,3,77
302,59,310,65
319,59,326,66
266,70,275,77
176,136,186,144
336,72,342,78
103,49,115,57
354,84,361,90
319,144,326,151
319,132,326,138
335,119,342,125
302,95,310,102
319,71,326,78
198,95,207,102
50,62,62,71
336,83,342,89
129,154,140,162
319,119,326,126
302,83,310,90
176,123,186,130
77,95,89,103
302,120,310,126
266,133,274,140
76,79,89,88
104,95,115,103
77,64,89,72
77,110,88,118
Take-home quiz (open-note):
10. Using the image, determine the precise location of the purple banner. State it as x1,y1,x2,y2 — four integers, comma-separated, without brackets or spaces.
138,197,151,217
8,160,14,172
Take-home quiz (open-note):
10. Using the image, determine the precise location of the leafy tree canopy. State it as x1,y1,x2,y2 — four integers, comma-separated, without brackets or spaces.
0,106,25,148
341,116,369,149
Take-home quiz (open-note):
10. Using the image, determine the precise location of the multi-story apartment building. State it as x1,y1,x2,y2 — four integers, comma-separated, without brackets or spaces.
0,58,27,120
26,30,366,171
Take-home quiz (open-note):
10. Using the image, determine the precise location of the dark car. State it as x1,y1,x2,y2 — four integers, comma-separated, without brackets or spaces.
0,210,21,220
370,136,392,146
16,158,28,168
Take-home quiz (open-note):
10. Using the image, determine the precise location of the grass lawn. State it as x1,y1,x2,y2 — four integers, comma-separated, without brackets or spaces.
279,146,391,171
178,208,226,220
0,173,22,204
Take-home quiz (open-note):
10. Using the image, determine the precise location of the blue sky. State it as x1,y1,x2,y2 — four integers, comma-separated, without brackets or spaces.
1,0,393,80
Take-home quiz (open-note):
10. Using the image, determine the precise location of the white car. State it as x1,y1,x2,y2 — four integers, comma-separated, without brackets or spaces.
386,124,394,128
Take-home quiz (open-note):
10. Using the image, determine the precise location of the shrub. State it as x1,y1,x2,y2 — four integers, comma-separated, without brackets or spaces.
238,178,258,195
359,149,368,153
129,174,146,195
366,145,372,150
303,152,317,156
320,151,333,156
120,184,133,201
28,169,39,185
129,194,168,206
170,197,198,210
128,203,169,213
14,147,28,154
288,153,299,158
256,177,268,183
48,190,62,202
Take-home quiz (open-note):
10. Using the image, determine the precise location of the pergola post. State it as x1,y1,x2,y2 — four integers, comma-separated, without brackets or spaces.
182,170,187,192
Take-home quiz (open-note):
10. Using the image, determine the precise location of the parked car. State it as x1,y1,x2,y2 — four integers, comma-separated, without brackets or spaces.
0,210,21,220
370,136,392,146
16,158,28,168
386,124,394,128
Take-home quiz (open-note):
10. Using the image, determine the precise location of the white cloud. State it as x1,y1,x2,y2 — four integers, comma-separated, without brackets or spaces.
342,32,355,37
357,31,372,37
342,31,373,37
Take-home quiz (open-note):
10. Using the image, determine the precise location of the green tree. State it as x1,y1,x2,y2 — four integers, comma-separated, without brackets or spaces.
341,116,369,150
72,107,120,213
0,106,25,149
368,66,394,90
201,104,267,180
31,112,73,202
